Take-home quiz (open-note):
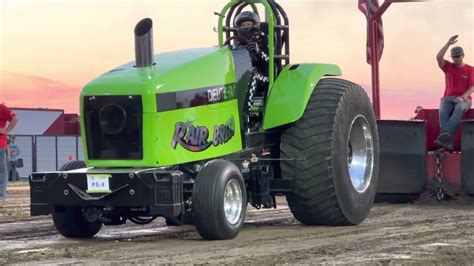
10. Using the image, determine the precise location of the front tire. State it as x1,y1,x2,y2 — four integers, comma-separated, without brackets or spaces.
52,206,102,238
281,78,379,225
52,160,102,238
193,160,247,240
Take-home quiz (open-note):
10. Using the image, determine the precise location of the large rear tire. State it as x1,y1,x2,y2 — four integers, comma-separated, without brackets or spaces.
281,78,379,225
193,160,247,240
52,160,102,238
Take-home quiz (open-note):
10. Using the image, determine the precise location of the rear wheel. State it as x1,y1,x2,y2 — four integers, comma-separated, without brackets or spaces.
193,160,247,240
52,160,102,238
281,78,379,225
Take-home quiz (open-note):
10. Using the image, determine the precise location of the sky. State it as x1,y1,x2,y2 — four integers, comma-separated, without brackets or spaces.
0,0,473,119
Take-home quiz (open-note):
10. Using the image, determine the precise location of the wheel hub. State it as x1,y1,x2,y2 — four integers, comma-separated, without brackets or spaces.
223,179,243,225
347,115,374,193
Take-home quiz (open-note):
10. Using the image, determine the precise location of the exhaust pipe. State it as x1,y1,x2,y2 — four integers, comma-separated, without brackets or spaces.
134,18,154,67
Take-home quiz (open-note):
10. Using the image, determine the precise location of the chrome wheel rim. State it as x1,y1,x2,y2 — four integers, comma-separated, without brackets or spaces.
347,115,374,193
223,179,243,225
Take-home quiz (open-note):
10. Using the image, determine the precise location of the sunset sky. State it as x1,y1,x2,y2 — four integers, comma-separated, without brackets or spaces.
0,0,472,119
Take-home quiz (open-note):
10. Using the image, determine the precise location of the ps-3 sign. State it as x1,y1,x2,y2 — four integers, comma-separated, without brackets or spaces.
171,116,235,152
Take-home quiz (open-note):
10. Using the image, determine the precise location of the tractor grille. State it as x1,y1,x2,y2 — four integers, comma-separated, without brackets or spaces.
83,95,143,160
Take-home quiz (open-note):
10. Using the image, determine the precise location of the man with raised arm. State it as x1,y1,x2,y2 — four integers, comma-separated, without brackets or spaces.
434,35,474,150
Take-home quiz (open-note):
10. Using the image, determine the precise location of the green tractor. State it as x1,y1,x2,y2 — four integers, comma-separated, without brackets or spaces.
30,0,379,240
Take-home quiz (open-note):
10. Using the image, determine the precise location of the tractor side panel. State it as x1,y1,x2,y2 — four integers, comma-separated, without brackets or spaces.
377,120,427,194
262,63,341,130
461,120,474,195
154,99,242,166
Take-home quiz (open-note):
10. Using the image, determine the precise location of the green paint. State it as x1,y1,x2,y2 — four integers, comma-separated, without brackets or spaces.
80,47,242,167
81,47,235,113
83,100,242,168
155,100,242,166
263,63,342,130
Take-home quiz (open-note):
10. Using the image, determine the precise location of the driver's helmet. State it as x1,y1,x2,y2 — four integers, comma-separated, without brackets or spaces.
234,11,261,42
234,11,260,29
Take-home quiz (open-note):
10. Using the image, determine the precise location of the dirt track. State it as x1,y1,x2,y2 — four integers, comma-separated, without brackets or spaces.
1,182,474,265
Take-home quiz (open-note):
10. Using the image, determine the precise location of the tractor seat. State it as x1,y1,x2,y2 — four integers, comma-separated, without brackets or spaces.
414,108,474,151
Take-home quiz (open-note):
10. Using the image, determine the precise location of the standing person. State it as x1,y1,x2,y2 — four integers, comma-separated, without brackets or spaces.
6,138,11,181
434,35,474,150
0,103,19,198
8,136,20,181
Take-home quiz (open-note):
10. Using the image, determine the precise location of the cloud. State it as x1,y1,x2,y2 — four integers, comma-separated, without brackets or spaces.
0,71,81,113
360,83,443,119
0,71,445,120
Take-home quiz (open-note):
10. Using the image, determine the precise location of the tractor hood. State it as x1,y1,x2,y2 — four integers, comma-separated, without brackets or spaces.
81,46,235,113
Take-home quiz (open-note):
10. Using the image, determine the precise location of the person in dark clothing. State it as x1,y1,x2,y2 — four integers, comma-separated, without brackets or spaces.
234,11,270,128
234,11,269,76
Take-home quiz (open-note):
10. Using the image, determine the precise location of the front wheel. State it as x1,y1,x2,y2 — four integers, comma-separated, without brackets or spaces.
52,206,102,238
52,160,102,238
192,160,247,240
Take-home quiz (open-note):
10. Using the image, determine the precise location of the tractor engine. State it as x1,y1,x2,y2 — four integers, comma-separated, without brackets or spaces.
79,18,253,168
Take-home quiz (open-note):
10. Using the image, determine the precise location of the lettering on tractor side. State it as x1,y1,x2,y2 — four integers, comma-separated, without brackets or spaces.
171,116,235,152
207,84,236,103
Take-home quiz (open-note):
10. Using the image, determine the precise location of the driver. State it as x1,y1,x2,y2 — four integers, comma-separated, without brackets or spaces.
234,11,269,75
234,11,269,127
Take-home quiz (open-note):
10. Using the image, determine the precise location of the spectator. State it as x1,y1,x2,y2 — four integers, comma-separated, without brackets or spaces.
8,135,20,181
434,35,474,150
0,103,19,198
6,138,11,182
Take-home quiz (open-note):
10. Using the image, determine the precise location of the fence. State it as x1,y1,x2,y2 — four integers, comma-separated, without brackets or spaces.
12,135,84,179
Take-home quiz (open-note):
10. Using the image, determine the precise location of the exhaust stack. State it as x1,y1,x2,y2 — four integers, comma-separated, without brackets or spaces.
134,18,154,67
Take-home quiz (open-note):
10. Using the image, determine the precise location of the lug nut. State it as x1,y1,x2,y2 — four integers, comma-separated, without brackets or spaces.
64,189,69,196
62,173,68,179
129,189,135,196
129,173,134,179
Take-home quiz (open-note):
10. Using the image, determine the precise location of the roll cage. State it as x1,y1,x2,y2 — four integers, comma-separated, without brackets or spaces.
217,0,290,88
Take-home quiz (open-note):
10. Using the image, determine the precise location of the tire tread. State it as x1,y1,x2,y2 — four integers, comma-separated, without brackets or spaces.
282,78,363,225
